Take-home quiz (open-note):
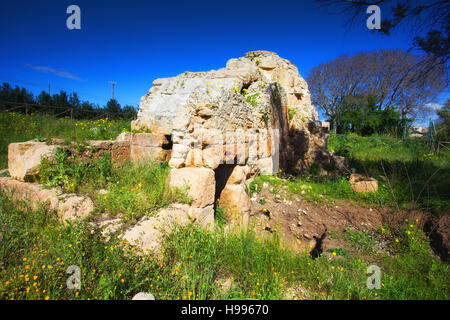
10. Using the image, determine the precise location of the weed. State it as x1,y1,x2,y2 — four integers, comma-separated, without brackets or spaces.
0,112,129,168
0,192,447,300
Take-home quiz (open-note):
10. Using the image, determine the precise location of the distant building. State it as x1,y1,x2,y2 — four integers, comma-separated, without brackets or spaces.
409,126,428,137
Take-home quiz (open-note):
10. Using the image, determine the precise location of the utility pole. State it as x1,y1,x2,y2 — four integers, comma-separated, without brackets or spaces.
48,84,51,96
109,81,116,100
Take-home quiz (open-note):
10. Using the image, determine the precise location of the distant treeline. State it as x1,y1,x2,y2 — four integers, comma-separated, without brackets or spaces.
0,82,137,120
307,49,448,137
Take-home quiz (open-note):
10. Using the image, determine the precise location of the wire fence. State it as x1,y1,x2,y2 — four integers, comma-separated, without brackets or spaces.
0,101,137,121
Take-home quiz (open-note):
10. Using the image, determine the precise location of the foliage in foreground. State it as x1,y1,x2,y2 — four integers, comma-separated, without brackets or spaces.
0,193,448,300
38,149,190,221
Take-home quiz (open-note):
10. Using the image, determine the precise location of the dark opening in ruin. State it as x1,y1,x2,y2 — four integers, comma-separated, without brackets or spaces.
214,164,236,208
310,231,327,259
240,81,252,95
163,135,173,150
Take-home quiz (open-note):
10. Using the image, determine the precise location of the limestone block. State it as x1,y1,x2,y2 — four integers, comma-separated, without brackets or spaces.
349,174,378,193
8,141,57,181
168,167,215,208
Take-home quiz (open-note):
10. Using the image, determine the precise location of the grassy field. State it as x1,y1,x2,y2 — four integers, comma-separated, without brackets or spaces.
249,133,449,218
0,192,448,300
0,112,130,169
0,112,449,300
328,133,450,215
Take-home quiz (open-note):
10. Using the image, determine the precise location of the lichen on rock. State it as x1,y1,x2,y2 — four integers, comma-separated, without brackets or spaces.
132,50,329,175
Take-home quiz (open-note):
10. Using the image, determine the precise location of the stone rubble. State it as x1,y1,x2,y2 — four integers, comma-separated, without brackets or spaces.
0,177,94,220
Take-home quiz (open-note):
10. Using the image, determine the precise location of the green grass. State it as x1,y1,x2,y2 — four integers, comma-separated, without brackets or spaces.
250,134,449,215
328,133,450,215
0,112,448,300
249,174,393,208
0,111,130,168
0,192,448,300
94,161,191,221
38,147,190,221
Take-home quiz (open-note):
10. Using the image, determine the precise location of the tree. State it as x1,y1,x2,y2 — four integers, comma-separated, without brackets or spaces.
75,101,95,119
307,49,447,133
0,83,13,109
69,92,81,109
52,90,70,108
317,0,449,63
122,105,137,119
306,54,366,131
37,90,53,114
436,99,450,141
37,91,52,106
106,99,121,118
340,94,404,135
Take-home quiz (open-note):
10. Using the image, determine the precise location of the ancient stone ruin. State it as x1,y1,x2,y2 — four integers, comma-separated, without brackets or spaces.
1,51,340,249
131,50,333,228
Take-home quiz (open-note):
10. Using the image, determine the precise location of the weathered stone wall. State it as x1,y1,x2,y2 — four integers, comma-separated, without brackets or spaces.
131,50,331,226
132,51,328,173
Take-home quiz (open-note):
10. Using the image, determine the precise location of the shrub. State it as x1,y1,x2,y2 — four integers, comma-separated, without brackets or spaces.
95,162,190,221
38,147,112,194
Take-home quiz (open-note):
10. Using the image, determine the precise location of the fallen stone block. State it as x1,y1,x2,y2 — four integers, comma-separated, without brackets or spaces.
57,194,95,221
122,205,191,255
349,174,378,193
8,140,57,181
0,177,94,221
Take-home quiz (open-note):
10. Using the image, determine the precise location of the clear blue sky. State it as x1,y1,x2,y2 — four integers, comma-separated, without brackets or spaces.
0,0,446,118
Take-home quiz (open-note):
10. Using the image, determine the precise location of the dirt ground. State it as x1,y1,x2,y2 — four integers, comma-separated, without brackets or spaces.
247,182,446,259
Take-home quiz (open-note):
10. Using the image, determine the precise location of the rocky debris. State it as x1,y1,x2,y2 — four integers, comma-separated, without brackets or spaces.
132,292,155,300
0,177,93,221
349,174,378,193
122,203,206,255
215,277,237,295
97,189,109,195
8,140,57,181
249,186,384,253
90,216,122,241
57,194,94,221
284,285,310,300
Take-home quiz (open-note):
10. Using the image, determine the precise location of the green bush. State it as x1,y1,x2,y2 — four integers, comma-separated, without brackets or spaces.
39,147,113,194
